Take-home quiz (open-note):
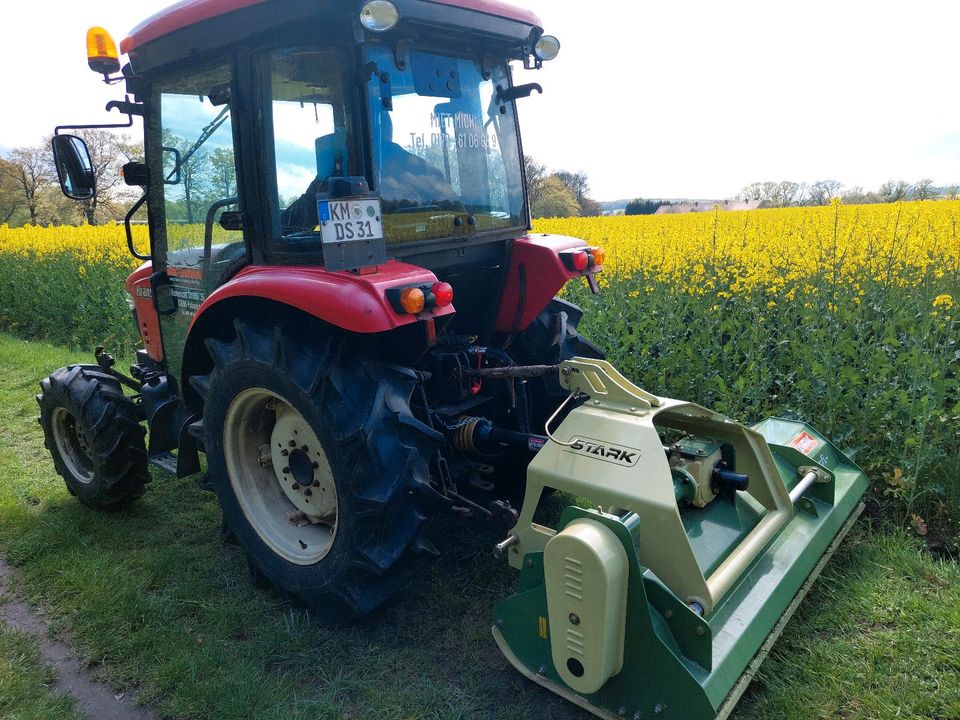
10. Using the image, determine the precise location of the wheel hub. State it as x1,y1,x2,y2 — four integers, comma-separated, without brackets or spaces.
223,388,338,565
270,406,337,520
51,407,94,483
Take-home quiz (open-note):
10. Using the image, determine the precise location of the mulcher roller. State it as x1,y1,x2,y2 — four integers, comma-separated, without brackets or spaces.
493,359,868,720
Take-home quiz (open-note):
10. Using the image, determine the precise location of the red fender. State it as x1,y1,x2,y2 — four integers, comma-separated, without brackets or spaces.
190,260,455,334
494,235,591,333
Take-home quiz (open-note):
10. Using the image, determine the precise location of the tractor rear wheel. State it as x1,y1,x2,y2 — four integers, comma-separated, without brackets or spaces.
37,365,149,509
194,320,441,626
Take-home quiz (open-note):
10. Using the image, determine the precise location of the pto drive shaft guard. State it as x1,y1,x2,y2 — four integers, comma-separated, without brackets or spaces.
493,359,868,720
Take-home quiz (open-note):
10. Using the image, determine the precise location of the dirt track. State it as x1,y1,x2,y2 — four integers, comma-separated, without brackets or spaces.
0,556,156,720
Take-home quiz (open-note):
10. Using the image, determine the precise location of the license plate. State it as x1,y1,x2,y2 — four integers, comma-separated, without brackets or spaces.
318,198,384,243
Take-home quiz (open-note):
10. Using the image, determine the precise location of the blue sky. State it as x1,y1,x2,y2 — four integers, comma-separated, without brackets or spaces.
4,1,959,200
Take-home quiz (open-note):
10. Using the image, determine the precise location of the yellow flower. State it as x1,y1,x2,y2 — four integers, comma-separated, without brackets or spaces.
932,294,954,310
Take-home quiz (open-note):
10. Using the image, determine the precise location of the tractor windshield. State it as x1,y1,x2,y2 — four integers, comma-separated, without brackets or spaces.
364,46,526,244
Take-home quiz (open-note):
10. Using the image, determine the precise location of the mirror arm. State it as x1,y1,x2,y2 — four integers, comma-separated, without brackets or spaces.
496,83,542,105
54,96,143,135
125,194,150,261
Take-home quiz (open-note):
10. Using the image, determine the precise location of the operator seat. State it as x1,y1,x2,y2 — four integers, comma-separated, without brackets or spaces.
374,111,458,206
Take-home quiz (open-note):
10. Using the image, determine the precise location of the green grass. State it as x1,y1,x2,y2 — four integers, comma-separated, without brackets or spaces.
0,625,82,720
0,330,958,719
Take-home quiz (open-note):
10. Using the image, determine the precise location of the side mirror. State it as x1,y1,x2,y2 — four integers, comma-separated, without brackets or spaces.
51,135,95,200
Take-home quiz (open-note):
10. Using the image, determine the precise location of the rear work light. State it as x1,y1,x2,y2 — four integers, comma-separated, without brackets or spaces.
387,282,454,314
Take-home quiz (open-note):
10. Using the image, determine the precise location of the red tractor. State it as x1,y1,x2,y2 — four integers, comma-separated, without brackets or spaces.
42,0,601,625
42,4,870,717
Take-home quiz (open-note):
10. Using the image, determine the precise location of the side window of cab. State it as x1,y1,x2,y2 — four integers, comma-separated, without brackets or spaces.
157,62,244,297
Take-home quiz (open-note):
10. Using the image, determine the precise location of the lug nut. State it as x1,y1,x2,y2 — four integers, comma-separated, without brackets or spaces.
282,467,290,474
289,440,297,447
291,483,300,490
312,480,320,488
301,445,308,453
304,488,312,496
312,462,319,469
281,448,289,456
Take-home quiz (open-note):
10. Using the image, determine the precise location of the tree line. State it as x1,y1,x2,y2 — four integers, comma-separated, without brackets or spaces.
737,178,956,207
0,130,143,227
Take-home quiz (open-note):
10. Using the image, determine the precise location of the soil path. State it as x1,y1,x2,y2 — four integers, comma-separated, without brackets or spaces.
0,557,157,720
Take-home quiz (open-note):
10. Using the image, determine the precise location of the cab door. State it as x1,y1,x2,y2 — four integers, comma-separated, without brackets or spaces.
147,59,244,384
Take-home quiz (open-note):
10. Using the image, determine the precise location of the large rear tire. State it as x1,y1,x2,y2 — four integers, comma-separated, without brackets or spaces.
37,365,149,509
193,320,441,626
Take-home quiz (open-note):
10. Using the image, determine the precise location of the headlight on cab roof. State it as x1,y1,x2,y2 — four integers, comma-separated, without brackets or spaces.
360,1,399,32
534,35,561,61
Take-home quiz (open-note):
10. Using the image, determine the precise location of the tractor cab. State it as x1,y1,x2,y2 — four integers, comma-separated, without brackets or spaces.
55,0,587,386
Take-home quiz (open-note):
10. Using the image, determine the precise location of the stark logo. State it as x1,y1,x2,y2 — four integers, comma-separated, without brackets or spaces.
567,437,641,467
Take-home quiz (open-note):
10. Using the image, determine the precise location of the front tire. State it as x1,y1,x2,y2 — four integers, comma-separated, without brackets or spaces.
194,320,441,626
37,365,149,509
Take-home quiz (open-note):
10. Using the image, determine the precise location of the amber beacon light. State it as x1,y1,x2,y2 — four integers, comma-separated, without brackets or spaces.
86,26,121,76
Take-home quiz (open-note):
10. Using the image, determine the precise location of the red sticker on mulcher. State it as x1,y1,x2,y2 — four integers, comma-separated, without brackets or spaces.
788,431,818,456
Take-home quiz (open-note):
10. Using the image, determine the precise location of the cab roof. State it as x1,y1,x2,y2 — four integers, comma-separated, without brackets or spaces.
121,0,542,54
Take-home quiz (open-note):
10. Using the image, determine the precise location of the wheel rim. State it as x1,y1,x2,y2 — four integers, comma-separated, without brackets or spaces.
223,388,338,565
51,407,94,483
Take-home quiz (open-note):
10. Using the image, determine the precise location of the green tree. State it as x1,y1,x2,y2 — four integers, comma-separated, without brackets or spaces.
73,129,143,225
0,145,53,225
625,198,662,215
531,175,580,218
0,158,25,224
162,129,211,224
209,147,237,199
523,155,547,213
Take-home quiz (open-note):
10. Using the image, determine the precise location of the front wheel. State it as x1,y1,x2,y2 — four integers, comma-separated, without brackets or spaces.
37,365,149,509
195,320,441,626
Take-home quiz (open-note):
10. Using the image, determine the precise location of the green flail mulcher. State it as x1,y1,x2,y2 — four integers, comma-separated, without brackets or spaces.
492,359,867,719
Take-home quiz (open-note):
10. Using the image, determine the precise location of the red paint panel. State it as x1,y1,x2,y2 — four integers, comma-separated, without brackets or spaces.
121,0,539,53
494,235,587,333
190,260,455,334
125,262,165,362
121,0,267,53
428,0,540,26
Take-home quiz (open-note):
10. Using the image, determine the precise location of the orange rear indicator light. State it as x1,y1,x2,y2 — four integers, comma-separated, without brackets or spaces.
400,287,426,314
86,26,120,76
590,247,606,267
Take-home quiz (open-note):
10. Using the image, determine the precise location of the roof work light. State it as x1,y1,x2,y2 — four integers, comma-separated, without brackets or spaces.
360,1,400,32
534,35,561,61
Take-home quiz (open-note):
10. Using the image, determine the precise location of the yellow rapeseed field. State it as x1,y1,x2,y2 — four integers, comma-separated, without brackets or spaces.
0,200,957,527
537,199,960,298
2,198,958,294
